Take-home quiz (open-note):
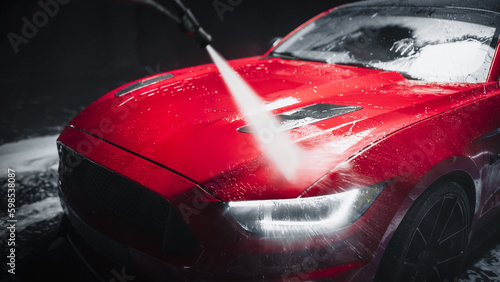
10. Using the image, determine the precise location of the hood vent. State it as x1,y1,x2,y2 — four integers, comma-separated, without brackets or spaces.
238,104,362,133
115,73,174,97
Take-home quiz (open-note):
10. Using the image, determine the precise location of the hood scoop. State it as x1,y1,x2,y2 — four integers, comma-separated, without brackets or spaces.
238,104,362,133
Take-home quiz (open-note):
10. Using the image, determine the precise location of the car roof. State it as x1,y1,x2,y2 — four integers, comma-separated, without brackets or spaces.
342,0,500,14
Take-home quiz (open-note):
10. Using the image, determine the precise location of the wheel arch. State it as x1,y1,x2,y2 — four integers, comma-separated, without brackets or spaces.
408,155,480,218
431,170,476,219
353,155,480,281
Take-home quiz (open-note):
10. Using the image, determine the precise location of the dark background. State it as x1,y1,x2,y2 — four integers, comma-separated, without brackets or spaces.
2,1,500,281
0,0,355,145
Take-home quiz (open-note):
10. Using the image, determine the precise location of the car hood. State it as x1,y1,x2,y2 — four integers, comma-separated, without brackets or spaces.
68,56,484,201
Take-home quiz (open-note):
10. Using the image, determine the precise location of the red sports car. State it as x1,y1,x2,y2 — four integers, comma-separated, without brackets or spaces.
57,0,500,281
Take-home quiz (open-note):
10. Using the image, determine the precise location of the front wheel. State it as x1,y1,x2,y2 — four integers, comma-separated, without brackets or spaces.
376,182,471,282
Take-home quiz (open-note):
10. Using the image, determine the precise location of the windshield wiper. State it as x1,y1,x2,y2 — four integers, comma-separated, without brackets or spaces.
269,51,328,63
270,51,303,60
332,62,373,69
332,62,420,80
396,71,421,80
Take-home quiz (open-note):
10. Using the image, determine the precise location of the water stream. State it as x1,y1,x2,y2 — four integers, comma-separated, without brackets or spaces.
206,45,301,180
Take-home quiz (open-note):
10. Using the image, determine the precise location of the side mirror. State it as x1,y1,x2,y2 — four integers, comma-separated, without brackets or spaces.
269,37,283,48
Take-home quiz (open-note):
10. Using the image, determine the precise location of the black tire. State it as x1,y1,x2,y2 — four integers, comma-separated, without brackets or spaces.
376,181,471,282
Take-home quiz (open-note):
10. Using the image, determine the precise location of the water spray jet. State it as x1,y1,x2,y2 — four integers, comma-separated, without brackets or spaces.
206,46,302,180
120,0,302,179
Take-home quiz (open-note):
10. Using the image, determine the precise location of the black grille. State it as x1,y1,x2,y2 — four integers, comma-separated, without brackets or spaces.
58,143,199,254
59,144,169,236
61,199,132,268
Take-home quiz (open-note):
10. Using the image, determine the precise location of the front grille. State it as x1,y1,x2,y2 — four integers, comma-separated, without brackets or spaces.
58,143,199,255
61,200,132,268
58,144,169,236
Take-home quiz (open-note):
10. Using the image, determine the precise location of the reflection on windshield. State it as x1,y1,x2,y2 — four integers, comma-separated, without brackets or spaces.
273,8,496,83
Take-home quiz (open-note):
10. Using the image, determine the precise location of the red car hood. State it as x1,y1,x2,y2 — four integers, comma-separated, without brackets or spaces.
68,56,484,201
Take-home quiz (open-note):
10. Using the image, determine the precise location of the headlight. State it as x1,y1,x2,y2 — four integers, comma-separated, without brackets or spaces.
225,182,385,237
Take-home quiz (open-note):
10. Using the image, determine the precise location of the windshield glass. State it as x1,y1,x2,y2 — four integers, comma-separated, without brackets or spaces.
273,7,497,83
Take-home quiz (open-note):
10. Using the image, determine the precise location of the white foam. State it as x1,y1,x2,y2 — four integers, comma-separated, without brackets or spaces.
0,197,63,238
460,244,500,281
0,135,59,173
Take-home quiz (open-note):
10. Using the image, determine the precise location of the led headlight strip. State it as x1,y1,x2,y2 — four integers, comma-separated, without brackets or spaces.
225,182,385,237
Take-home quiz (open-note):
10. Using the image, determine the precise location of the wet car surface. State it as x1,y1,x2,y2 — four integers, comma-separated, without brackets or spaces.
51,0,500,281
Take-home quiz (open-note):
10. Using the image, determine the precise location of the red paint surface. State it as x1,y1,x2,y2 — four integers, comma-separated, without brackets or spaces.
57,3,500,281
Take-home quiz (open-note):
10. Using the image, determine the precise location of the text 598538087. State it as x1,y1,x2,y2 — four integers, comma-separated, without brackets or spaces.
6,168,16,275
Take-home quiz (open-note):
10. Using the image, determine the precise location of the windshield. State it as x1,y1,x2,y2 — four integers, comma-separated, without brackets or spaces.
273,7,497,83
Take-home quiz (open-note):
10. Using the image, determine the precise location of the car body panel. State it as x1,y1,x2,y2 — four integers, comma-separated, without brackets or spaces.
56,0,500,280
67,56,489,202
